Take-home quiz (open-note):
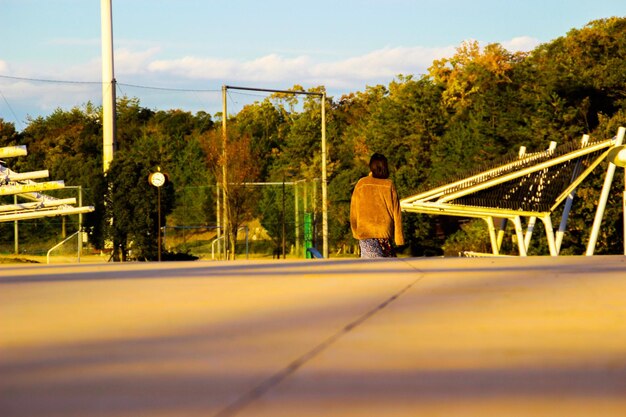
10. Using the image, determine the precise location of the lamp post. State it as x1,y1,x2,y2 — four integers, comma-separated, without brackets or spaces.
149,169,167,261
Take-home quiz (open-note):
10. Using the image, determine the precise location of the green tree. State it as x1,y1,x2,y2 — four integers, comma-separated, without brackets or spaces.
230,99,286,179
0,118,21,147
105,134,175,261
8,106,106,248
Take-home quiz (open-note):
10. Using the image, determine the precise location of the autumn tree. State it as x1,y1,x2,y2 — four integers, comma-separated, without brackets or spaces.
201,127,260,259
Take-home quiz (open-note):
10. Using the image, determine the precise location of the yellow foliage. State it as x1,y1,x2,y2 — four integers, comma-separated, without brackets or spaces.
428,40,517,110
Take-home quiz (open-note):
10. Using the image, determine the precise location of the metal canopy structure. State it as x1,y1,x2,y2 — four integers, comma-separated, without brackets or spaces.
401,127,626,256
0,145,94,223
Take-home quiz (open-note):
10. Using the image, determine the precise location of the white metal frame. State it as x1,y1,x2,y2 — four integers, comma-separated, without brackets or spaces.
0,146,94,224
221,86,328,258
401,127,626,256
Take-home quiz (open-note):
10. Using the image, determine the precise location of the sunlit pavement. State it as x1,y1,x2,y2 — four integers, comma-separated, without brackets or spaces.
1,256,626,417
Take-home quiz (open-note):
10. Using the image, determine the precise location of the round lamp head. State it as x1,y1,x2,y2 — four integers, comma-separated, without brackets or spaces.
149,171,167,187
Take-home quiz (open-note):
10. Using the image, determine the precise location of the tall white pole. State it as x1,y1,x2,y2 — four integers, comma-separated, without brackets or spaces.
295,182,300,256
222,86,229,260
78,186,82,262
101,0,116,172
586,127,625,255
13,195,18,254
321,92,328,258
216,184,221,259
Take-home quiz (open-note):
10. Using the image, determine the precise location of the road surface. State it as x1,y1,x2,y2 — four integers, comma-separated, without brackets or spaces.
1,256,626,416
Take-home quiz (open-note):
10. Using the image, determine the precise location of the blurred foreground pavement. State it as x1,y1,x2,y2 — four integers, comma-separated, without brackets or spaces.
1,256,626,417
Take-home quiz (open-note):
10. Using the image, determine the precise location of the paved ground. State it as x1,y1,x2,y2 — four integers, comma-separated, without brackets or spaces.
1,256,626,417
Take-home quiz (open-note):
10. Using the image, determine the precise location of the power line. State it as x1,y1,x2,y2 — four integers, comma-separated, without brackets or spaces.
117,82,220,93
228,90,273,99
0,74,100,85
0,74,222,93
225,85,323,97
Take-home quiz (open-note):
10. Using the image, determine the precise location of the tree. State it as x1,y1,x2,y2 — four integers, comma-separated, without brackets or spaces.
0,118,21,147
201,128,260,259
427,41,530,178
229,99,286,179
5,17,626,258
145,109,214,229
257,184,295,256
7,106,106,247
105,133,175,261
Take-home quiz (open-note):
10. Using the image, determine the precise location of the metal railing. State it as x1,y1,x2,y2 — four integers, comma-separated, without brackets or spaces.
46,230,81,264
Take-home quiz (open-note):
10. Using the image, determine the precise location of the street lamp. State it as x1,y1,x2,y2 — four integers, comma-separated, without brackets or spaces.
149,168,167,261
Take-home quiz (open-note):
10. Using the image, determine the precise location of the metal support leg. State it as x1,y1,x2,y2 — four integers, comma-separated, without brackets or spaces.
484,216,499,255
541,215,558,256
623,190,626,256
513,216,527,257
555,134,588,254
556,192,575,254
497,218,507,251
587,127,625,255
524,216,536,253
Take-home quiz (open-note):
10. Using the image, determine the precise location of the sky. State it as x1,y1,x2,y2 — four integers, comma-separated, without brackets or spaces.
1,0,625,130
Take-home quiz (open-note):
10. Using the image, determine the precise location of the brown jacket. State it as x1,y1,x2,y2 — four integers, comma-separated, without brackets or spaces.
350,174,404,245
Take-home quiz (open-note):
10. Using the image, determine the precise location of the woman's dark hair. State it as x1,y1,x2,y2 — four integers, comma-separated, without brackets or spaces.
369,153,389,179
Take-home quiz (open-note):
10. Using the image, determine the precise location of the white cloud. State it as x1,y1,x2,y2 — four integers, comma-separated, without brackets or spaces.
311,46,456,86
115,47,161,75
0,36,542,125
16,47,164,82
240,54,312,81
3,45,458,123
148,54,312,82
501,36,541,52
148,56,240,79
0,77,101,124
146,45,457,90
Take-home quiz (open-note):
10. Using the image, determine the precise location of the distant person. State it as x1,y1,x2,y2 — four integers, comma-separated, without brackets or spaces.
350,153,404,258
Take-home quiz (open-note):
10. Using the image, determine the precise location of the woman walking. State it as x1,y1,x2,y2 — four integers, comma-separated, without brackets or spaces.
350,153,404,258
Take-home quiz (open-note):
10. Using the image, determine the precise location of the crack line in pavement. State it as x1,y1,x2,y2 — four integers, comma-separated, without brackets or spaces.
213,260,424,417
